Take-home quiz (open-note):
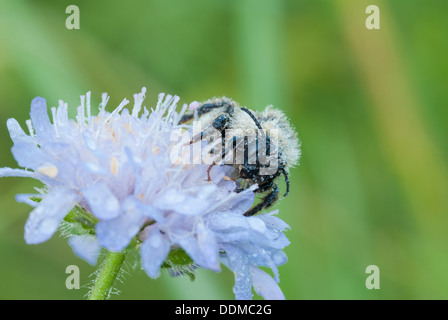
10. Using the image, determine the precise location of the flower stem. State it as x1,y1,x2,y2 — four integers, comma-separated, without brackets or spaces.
88,250,126,300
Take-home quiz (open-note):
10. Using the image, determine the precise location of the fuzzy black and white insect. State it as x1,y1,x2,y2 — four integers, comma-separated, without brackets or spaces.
179,97,300,216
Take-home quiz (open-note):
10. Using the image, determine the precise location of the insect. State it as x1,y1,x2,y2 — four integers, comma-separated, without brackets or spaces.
179,97,300,216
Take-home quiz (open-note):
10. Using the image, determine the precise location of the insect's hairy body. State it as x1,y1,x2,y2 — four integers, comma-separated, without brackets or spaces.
180,97,300,216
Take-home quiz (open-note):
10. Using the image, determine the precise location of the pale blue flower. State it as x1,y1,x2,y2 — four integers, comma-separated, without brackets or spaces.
0,88,290,300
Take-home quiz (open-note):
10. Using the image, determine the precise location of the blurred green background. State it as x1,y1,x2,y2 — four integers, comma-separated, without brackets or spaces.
1,0,448,299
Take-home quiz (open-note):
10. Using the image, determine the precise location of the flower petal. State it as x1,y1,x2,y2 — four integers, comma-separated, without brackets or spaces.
96,209,145,252
174,230,209,269
153,186,216,215
247,217,267,233
249,266,285,300
24,188,79,244
15,194,41,207
259,210,291,232
237,243,282,282
82,182,121,220
141,228,171,278
30,97,54,142
68,234,101,265
222,246,252,300
211,189,255,215
196,222,220,271
208,212,248,231
6,118,34,144
11,141,50,170
123,196,164,222
0,167,35,178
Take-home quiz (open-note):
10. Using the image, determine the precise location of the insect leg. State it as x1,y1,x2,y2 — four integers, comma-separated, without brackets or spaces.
253,180,274,193
243,184,279,216
206,162,216,181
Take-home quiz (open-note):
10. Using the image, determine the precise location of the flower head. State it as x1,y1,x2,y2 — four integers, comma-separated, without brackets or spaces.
0,88,291,300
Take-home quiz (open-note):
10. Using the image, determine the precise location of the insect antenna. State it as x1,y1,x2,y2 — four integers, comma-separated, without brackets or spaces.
240,107,263,130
